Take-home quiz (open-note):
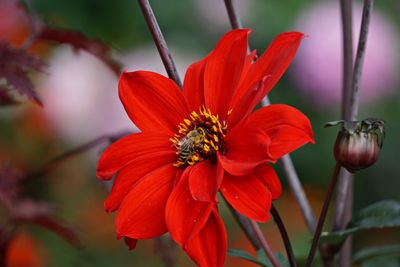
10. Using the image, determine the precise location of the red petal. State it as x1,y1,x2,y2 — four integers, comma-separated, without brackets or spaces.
227,76,270,127
218,125,272,176
124,237,138,250
221,171,272,222
166,168,213,246
255,164,282,200
204,29,250,118
183,56,209,111
244,104,314,160
240,50,258,79
119,71,190,135
115,165,177,239
231,32,304,120
97,132,172,180
185,209,227,267
189,160,223,203
104,151,177,212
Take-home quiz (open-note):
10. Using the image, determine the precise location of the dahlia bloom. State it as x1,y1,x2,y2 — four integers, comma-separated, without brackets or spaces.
97,29,314,267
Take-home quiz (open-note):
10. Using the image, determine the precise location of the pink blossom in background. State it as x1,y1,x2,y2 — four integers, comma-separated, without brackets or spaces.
40,48,132,144
291,2,399,107
40,45,194,144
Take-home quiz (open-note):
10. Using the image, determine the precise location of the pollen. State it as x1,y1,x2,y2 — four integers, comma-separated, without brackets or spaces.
171,106,227,167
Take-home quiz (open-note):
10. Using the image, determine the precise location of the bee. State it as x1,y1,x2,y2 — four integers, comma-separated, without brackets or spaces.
176,127,206,164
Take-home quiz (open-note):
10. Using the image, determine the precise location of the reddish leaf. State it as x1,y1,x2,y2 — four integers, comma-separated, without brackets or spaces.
0,42,43,105
38,26,121,75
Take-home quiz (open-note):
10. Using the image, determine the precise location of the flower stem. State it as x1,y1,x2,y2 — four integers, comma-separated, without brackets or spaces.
26,132,130,179
227,198,282,267
350,0,373,121
332,1,373,265
223,0,243,29
278,156,316,233
137,0,182,87
154,235,176,267
226,202,262,250
271,204,297,267
249,220,281,267
305,163,341,267
224,0,316,235
340,0,354,119
225,199,282,266
330,1,354,266
136,2,182,266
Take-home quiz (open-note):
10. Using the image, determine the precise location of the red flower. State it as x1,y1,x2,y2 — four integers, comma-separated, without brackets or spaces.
97,29,313,267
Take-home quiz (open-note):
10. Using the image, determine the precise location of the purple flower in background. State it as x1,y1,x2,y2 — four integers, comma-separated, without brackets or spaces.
291,2,399,106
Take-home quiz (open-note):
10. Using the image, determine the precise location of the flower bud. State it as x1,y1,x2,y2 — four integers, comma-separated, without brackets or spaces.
326,118,385,173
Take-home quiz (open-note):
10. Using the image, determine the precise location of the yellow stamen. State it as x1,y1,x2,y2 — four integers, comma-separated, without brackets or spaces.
213,135,219,142
171,106,227,167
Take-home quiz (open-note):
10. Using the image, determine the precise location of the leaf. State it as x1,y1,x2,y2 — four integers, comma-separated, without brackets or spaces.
228,249,268,266
257,250,290,267
0,42,44,105
360,255,400,267
228,249,290,267
38,26,121,75
354,244,400,264
324,120,344,128
320,200,400,247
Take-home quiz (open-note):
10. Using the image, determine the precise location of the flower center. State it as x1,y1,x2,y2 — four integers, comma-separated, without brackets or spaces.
170,107,227,167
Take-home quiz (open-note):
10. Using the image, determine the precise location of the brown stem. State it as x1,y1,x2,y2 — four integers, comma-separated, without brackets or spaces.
223,0,243,29
334,0,355,230
332,171,353,231
249,220,281,267
138,0,182,87
154,235,176,267
331,1,354,265
349,0,373,121
224,0,316,235
226,202,262,250
26,132,130,178
271,204,297,267
332,1,373,266
225,197,281,266
135,2,183,267
278,156,316,233
305,163,341,267
340,0,354,119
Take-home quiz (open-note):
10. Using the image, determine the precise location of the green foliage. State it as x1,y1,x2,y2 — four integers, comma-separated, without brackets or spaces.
354,244,400,264
320,200,400,247
360,255,400,267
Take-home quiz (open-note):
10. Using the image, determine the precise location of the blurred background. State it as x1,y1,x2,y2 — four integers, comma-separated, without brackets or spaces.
0,0,399,266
